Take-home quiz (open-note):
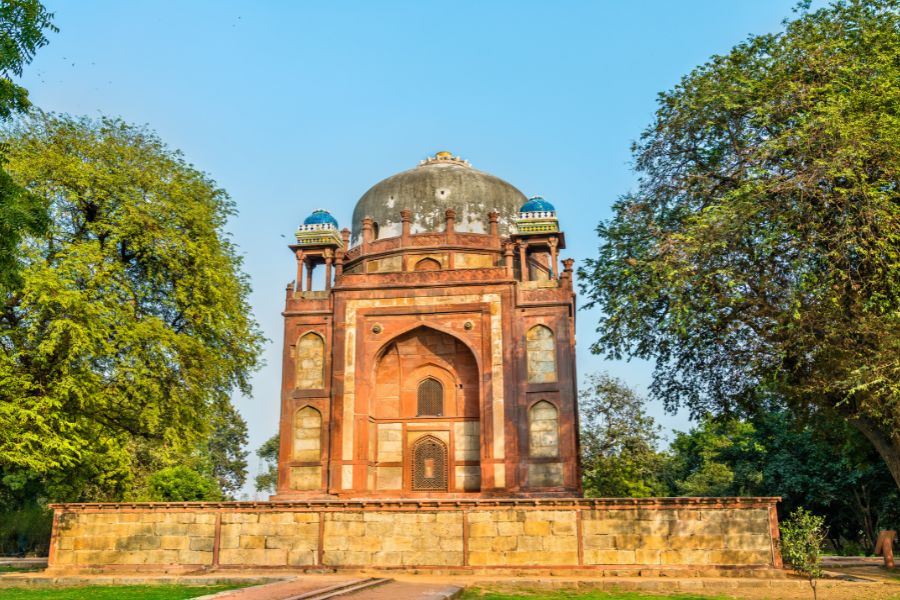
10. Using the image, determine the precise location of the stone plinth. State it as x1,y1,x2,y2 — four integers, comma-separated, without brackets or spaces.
48,497,781,573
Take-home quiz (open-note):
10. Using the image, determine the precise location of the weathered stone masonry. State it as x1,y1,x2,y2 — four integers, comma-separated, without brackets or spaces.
48,498,781,572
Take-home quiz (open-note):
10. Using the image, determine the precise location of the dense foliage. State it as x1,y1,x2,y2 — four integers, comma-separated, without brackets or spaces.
579,373,668,497
148,466,219,502
580,372,900,552
0,0,54,292
666,410,900,552
0,113,264,511
579,0,900,487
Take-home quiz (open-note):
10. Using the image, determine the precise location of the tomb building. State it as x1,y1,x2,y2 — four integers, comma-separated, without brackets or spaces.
274,151,580,498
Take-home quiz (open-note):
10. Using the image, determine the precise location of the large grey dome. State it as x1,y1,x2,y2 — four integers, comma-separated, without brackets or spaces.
350,152,527,246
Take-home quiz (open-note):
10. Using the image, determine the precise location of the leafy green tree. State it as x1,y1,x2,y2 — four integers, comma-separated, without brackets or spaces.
579,372,668,497
780,508,827,600
0,113,264,502
665,409,900,551
0,1,55,291
254,434,279,494
665,417,765,497
148,466,219,502
0,0,54,118
579,0,900,488
755,410,900,552
207,401,249,499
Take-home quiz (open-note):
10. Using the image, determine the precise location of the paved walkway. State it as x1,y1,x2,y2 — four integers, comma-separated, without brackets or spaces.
193,576,462,600
193,576,363,600
340,581,462,600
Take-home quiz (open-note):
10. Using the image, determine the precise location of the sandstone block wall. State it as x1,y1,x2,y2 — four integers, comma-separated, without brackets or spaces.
49,498,780,572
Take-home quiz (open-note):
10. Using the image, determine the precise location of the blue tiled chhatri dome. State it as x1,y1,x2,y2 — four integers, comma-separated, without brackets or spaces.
520,196,555,213
304,208,339,228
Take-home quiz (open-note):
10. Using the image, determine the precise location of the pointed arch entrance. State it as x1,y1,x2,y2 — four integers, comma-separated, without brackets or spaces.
370,325,481,494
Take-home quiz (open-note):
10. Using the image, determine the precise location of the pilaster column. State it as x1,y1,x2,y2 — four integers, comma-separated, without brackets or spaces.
334,250,344,278
549,236,559,280
295,250,304,292
488,211,500,246
518,242,529,282
562,257,575,289
362,217,374,245
400,209,412,244
445,209,456,244
324,250,333,291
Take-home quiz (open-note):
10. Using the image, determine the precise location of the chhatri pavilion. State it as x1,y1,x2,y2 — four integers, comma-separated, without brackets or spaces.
273,151,581,499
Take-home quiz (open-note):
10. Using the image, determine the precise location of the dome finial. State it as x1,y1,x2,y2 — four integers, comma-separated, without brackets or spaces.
419,151,471,168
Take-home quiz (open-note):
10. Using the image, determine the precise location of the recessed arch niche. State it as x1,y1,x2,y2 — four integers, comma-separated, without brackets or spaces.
414,257,441,271
293,405,322,461
295,332,325,389
528,400,559,458
526,324,557,383
372,326,479,419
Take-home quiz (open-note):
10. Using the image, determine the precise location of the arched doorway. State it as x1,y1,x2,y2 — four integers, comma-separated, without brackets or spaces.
370,326,481,494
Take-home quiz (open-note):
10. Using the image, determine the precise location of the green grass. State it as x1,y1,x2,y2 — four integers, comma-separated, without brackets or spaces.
0,566,45,574
0,584,244,600
461,589,729,600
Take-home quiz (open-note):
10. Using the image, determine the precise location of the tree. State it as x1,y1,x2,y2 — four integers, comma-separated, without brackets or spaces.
0,1,55,291
579,0,900,488
780,508,827,600
0,0,55,118
254,434,279,494
579,372,668,497
207,401,249,499
664,408,900,552
0,113,264,503
148,466,219,502
666,417,765,497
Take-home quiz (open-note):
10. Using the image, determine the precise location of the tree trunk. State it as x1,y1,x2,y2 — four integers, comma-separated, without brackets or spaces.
850,416,900,491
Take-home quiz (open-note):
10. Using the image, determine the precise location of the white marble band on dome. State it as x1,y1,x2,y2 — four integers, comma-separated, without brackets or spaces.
517,211,557,220
296,222,337,232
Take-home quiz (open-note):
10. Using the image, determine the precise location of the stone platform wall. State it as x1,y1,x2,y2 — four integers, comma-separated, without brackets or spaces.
48,498,781,572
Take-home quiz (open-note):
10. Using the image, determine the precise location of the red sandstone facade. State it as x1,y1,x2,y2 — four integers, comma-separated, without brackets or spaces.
273,153,581,499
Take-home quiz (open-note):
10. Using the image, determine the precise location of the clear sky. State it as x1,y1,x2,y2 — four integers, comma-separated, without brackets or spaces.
20,0,813,498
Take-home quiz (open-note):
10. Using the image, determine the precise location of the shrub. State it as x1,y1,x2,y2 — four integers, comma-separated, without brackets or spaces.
780,508,827,600
147,466,219,502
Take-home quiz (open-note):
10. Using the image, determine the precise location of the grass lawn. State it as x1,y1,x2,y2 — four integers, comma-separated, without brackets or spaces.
0,584,245,600
461,590,728,600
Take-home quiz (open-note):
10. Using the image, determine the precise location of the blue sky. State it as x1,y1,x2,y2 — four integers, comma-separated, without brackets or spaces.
20,1,812,497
